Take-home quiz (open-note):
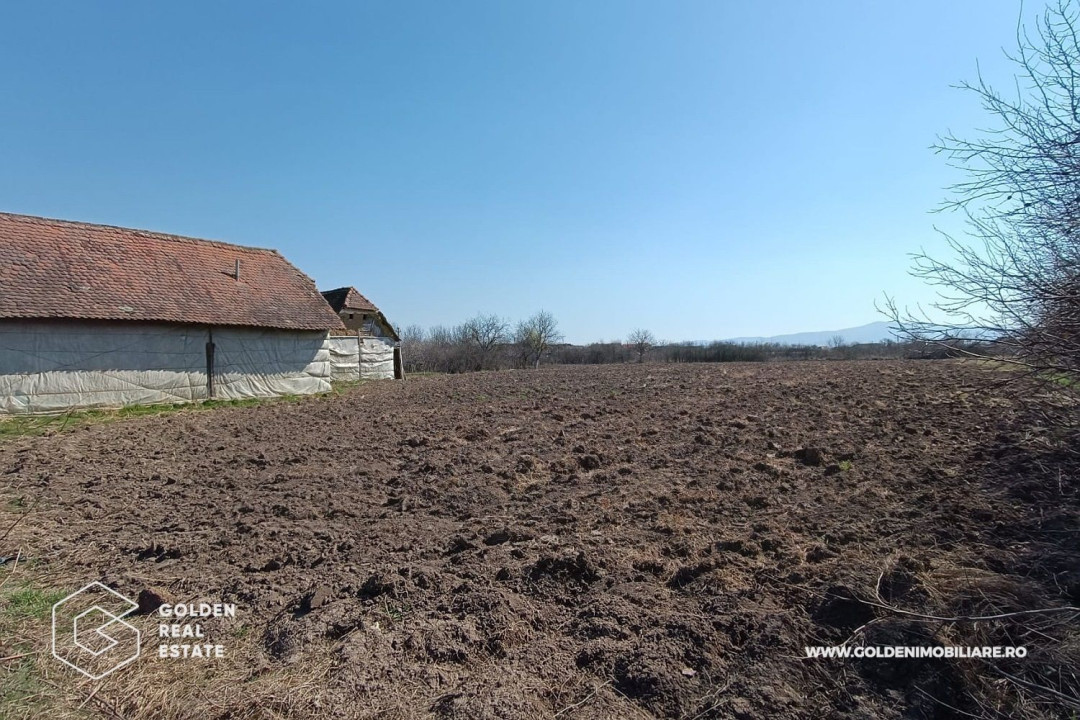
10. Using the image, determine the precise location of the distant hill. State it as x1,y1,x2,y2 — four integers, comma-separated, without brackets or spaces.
726,321,896,347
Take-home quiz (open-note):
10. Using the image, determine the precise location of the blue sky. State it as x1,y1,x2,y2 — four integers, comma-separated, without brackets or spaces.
1,1,1030,343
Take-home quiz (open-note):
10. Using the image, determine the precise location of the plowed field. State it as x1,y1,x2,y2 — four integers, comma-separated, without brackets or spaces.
2,361,1077,719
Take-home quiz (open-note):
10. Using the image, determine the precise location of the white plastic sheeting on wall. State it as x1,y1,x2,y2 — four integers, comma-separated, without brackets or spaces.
325,335,396,381
326,336,361,382
0,321,332,414
360,336,395,379
213,327,331,400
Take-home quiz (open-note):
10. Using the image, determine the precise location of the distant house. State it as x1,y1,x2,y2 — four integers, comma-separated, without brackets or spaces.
320,286,400,341
320,287,403,381
0,212,344,413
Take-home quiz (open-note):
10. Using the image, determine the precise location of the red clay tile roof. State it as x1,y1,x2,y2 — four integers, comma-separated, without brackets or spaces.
320,286,378,313
0,212,344,331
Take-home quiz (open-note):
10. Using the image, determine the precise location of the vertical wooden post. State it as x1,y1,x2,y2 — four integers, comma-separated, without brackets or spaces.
206,327,216,399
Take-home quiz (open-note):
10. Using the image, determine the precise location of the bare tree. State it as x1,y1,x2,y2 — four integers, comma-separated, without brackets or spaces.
828,335,846,349
512,322,533,369
423,324,466,373
516,311,563,369
627,328,656,363
885,0,1080,396
461,313,509,370
400,324,426,371
428,325,454,346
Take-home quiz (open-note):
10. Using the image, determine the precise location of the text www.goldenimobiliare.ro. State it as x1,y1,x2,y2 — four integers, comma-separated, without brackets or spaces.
805,645,1027,659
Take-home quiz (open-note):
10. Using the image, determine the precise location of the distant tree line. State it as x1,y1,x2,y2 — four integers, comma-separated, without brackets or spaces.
399,314,983,374
401,311,564,374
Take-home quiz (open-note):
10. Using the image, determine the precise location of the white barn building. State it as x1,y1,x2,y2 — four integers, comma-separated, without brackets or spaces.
0,212,345,414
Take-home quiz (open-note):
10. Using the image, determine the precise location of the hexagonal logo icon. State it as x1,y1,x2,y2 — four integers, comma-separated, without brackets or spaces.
52,582,140,680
